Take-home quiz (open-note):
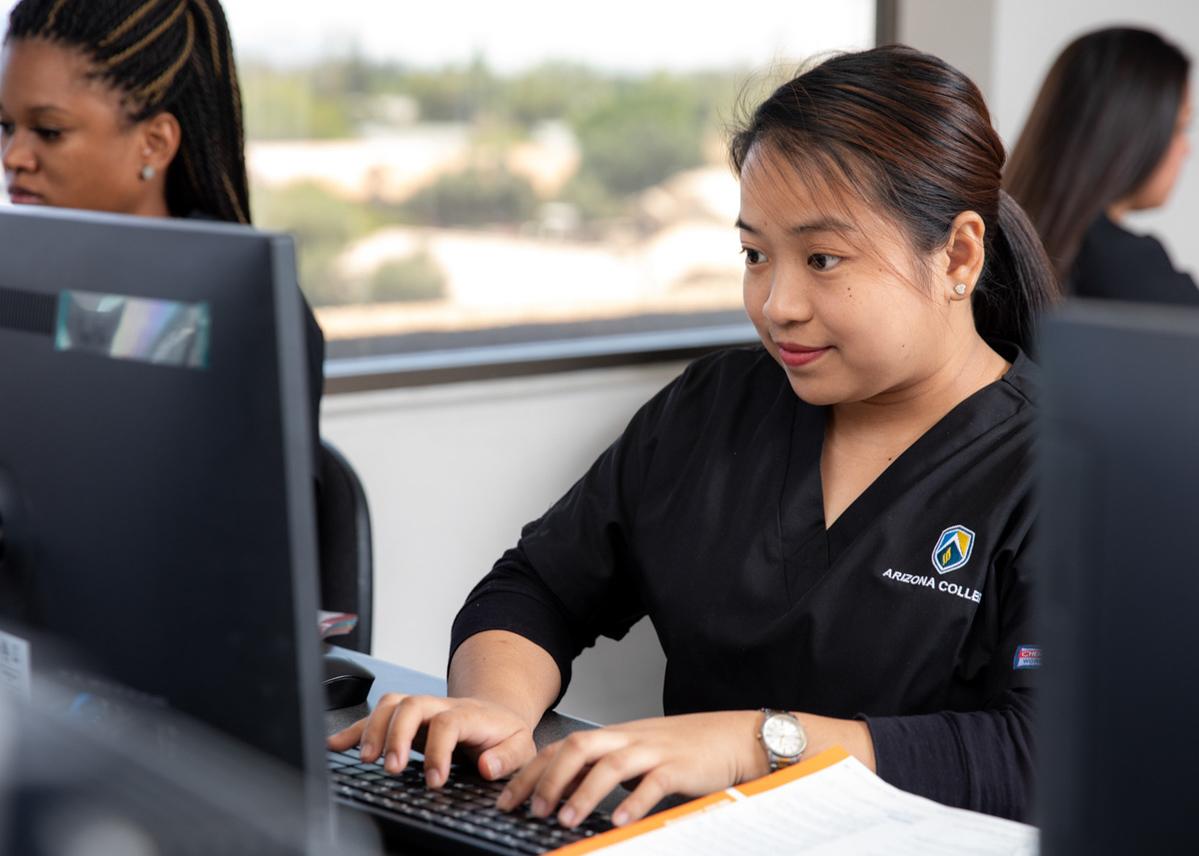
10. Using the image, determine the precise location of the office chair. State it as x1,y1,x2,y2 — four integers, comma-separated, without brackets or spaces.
317,440,373,654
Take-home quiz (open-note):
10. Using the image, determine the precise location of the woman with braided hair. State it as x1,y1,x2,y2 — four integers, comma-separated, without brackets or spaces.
0,0,325,461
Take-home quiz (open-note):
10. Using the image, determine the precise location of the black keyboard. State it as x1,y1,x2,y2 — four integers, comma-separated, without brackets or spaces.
329,748,614,854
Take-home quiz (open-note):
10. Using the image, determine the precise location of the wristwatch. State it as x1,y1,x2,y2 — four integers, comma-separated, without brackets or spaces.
758,709,807,771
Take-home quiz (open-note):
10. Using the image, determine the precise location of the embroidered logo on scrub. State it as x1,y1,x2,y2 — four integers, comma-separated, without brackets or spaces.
1013,645,1041,670
931,525,975,574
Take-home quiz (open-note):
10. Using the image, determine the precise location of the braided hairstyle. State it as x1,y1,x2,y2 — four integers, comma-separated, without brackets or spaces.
6,0,251,223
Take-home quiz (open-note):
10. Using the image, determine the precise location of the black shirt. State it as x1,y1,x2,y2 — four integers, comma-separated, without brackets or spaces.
301,298,325,460
186,211,324,443
1072,214,1199,306
451,345,1038,821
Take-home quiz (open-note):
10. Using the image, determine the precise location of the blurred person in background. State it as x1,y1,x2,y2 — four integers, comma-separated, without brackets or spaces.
1006,27,1194,305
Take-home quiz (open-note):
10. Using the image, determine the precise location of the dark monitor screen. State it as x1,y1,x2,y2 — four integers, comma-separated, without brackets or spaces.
1038,299,1199,854
0,207,326,788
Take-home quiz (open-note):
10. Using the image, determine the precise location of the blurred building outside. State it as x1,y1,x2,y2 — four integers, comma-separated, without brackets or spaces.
246,91,747,345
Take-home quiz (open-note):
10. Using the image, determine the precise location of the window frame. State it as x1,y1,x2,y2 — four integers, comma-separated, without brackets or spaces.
325,314,757,393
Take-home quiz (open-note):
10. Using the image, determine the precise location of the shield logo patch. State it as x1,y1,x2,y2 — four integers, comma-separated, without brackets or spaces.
932,525,975,574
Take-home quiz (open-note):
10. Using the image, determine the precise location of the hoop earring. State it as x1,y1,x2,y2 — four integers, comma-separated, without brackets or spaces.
140,165,157,181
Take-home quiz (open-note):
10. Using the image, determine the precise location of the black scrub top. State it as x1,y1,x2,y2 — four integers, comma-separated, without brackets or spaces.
452,344,1039,820
1071,214,1199,305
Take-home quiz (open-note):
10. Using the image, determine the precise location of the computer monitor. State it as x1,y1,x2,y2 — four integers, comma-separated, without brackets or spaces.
0,668,350,856
1038,299,1199,854
0,207,329,842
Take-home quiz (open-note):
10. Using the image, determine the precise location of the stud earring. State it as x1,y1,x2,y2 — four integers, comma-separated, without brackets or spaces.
953,283,968,296
139,164,157,181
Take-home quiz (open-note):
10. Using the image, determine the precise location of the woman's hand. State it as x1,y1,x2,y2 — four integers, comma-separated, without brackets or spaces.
327,693,537,786
496,711,768,829
327,631,561,788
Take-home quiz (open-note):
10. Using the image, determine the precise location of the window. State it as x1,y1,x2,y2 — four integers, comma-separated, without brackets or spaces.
2,1,878,382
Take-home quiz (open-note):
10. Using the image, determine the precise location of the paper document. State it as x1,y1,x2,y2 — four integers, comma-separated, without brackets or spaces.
555,748,1037,855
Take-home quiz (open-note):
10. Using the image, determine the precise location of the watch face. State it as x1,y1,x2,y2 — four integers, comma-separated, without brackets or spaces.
763,714,805,757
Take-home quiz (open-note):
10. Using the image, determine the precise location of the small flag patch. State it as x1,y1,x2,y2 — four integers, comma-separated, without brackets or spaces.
1013,645,1041,670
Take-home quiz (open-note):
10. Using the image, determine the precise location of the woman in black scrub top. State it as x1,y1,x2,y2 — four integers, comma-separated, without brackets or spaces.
331,46,1059,826
0,0,325,426
1006,27,1194,304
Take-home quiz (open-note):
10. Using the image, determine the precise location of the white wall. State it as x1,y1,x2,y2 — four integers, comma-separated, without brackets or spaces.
893,0,998,99
321,363,688,723
900,0,1199,277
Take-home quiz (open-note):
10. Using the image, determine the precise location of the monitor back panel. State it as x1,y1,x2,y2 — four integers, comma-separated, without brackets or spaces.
0,209,320,772
1039,301,1199,854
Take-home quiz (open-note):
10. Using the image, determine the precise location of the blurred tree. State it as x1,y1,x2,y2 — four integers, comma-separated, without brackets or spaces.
401,167,538,227
253,182,381,305
500,63,608,127
240,64,355,139
570,75,709,195
369,253,447,303
557,172,623,225
394,55,500,122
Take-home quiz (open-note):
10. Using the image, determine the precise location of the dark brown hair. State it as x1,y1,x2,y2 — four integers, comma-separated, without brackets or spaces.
7,0,251,223
731,45,1059,351
1005,27,1190,283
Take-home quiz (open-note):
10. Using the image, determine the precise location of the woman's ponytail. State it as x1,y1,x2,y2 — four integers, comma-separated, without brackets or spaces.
974,190,1061,352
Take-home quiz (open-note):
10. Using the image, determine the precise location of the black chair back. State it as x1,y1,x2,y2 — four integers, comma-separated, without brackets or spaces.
317,440,373,653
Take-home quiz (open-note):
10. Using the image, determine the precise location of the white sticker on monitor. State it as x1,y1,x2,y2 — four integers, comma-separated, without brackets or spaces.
0,631,31,701
55,290,211,370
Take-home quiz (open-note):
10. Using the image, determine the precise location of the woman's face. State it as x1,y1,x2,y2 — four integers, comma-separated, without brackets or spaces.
0,38,165,216
1128,81,1193,211
739,146,960,407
